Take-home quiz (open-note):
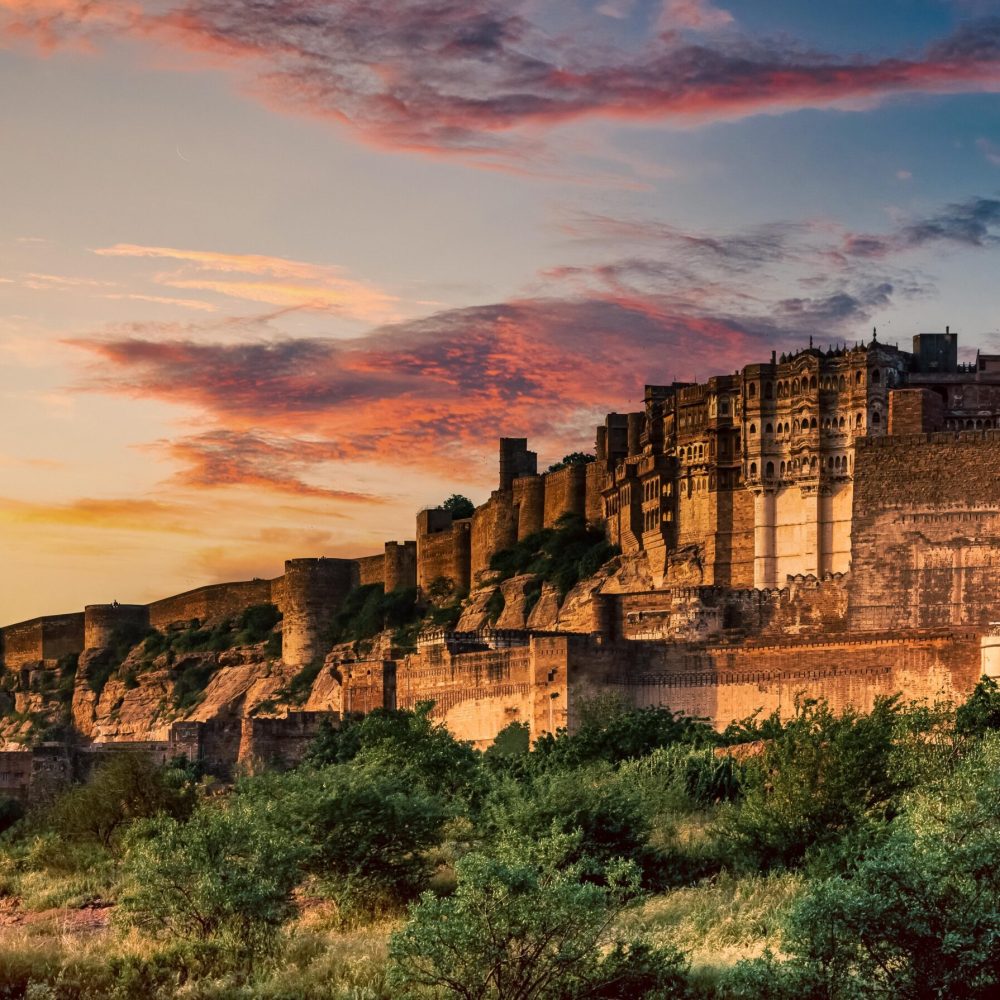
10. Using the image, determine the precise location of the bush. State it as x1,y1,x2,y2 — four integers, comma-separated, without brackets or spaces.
389,832,692,1000
955,675,1000,737
488,514,619,598
304,704,481,803
736,733,1000,999
718,697,904,873
531,699,718,769
245,763,448,914
119,799,305,965
442,494,475,520
324,584,421,648
45,753,198,851
546,451,595,473
481,765,662,882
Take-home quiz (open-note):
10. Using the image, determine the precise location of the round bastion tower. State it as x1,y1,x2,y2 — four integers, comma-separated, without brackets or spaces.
83,604,149,650
281,559,355,669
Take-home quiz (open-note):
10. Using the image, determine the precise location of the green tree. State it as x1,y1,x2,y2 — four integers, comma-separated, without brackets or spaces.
304,703,481,803
46,753,197,851
443,494,476,520
118,799,304,965
547,452,595,473
243,762,449,912
721,697,902,871
955,675,1000,737
728,733,1000,999
389,832,691,999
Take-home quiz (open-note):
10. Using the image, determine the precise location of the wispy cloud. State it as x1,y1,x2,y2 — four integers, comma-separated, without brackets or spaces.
5,3,1000,160
93,244,400,322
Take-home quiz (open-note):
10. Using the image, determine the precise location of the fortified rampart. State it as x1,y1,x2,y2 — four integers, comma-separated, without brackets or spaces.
9,328,1000,766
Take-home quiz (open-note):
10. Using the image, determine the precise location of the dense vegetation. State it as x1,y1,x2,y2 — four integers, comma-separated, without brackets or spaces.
1,682,999,998
489,513,619,597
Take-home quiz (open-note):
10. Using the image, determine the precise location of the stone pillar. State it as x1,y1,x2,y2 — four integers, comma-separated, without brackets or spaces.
753,489,777,589
800,486,821,579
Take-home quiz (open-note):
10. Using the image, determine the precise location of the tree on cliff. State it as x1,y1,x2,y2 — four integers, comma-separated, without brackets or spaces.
442,494,475,520
547,452,595,473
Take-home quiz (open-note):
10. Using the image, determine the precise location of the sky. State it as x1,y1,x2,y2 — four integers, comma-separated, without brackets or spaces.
5,0,1000,623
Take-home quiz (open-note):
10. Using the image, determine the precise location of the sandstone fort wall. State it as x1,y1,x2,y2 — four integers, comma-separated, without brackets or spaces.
148,579,275,630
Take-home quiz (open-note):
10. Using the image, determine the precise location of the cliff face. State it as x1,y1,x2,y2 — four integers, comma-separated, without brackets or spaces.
0,550,634,750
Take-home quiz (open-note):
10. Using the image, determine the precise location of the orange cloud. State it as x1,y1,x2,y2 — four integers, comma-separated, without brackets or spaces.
93,244,400,321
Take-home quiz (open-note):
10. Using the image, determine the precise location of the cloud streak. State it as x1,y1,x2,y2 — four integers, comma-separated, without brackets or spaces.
5,2,1000,158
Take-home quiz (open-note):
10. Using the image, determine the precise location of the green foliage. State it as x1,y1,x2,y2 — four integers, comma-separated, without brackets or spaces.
119,798,305,965
486,720,531,759
245,763,448,914
531,699,718,769
955,674,1000,737
720,697,903,872
442,494,476,520
45,753,198,851
481,764,663,882
325,584,421,648
389,832,691,1000
546,452,596,473
488,514,618,597
304,704,480,803
727,733,1000,999
484,588,506,623
171,658,221,712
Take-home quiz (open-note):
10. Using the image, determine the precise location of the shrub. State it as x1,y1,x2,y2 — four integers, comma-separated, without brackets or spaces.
389,832,692,1000
246,763,448,914
488,514,619,598
955,674,1000,737
304,704,481,803
45,753,198,851
737,733,1000,999
442,494,475,520
481,765,662,882
721,697,903,872
546,451,595,473
324,584,421,648
119,799,304,965
531,699,718,769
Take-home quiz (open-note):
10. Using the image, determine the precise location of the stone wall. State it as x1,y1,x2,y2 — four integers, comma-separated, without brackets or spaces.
514,476,545,539
850,432,1000,630
384,541,417,592
355,553,386,588
470,492,518,584
417,509,472,593
568,629,981,729
889,388,946,435
148,579,275,630
543,464,587,528
0,613,85,669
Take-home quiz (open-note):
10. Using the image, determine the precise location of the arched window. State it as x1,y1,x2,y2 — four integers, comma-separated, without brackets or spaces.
766,422,773,434
810,375,817,389
765,461,774,478
792,379,800,395
749,383,757,398
855,370,862,384
810,456,818,470
811,417,818,429
750,462,757,477
839,375,846,391
839,416,846,429
749,423,757,435
871,369,881,384
780,461,786,475
872,411,881,427
793,419,800,433
856,412,863,427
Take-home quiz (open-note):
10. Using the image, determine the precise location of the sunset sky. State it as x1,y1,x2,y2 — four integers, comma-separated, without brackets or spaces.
5,0,1000,623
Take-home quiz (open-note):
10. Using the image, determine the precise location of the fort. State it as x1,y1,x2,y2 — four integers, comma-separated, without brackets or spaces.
5,329,1000,789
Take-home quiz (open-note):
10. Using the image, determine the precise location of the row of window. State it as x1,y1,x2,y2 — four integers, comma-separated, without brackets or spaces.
748,454,853,478
746,369,884,401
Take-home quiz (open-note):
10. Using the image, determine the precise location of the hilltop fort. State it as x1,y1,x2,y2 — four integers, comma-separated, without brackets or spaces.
5,328,1000,794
